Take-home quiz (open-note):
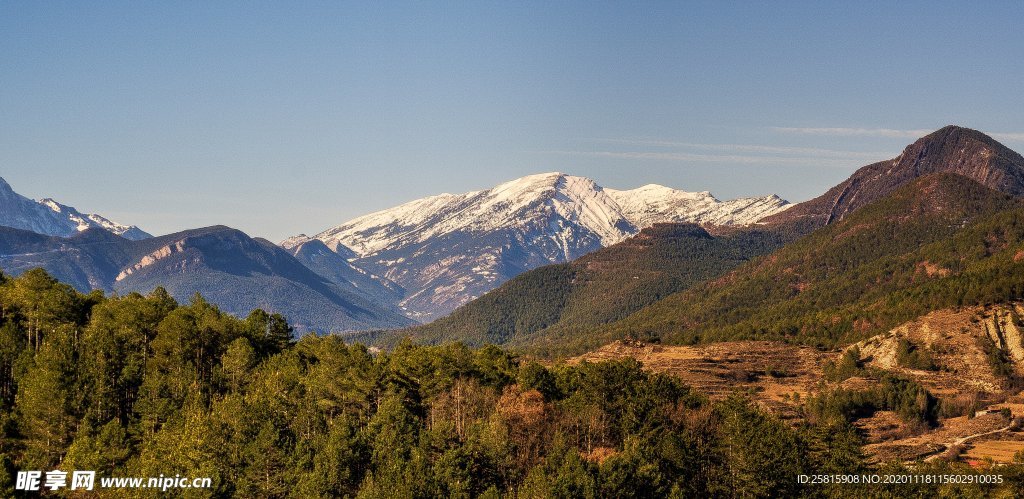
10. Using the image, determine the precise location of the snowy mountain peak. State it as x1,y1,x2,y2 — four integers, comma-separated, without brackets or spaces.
606,182,788,228
38,198,152,240
611,183,719,202
494,171,565,188
38,198,62,211
316,172,633,258
296,172,789,320
0,177,151,240
280,234,312,250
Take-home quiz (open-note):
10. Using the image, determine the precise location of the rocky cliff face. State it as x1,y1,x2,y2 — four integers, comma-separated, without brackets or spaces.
853,304,1024,393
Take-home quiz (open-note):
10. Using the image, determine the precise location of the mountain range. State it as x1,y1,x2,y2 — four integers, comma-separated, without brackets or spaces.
0,172,787,332
6,124,1017,344
297,172,790,320
0,177,151,240
8,125,1024,492
0,224,414,333
375,125,1024,355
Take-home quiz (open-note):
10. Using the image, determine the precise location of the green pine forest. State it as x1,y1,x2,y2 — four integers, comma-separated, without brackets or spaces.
364,217,808,352
1,266,1024,497
595,174,1024,351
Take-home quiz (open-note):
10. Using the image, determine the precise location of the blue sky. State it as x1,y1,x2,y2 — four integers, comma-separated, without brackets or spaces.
2,1,1023,241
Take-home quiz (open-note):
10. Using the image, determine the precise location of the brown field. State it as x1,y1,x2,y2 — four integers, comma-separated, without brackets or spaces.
963,440,1024,464
571,340,830,417
864,413,1012,463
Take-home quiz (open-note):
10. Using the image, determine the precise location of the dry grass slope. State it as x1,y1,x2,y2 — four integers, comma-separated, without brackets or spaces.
574,303,1024,464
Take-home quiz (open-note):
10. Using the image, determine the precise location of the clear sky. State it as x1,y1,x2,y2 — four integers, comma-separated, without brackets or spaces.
2,1,1023,241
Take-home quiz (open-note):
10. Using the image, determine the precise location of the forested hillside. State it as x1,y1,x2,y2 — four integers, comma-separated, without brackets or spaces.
373,223,804,349
583,174,1024,355
2,268,1018,497
363,127,1024,358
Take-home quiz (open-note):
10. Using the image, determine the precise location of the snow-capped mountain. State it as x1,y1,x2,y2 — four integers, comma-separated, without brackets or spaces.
317,173,636,256
37,198,152,240
605,184,790,228
0,177,151,240
297,172,789,321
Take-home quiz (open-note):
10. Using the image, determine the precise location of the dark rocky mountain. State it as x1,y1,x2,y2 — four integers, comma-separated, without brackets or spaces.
0,225,413,333
763,126,1024,226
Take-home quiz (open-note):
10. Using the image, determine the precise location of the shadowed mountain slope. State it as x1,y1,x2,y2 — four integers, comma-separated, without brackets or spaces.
764,126,1024,227
357,222,803,348
0,225,414,333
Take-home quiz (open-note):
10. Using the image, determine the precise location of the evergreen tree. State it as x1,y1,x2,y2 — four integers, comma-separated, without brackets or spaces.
15,324,79,468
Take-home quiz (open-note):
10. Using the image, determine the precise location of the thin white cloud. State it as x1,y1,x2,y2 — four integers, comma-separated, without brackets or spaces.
772,127,1024,142
590,138,889,160
541,150,865,168
990,132,1024,142
543,127,1024,169
771,127,934,138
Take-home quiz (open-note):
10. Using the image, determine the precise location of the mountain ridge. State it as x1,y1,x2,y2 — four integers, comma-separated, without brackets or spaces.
298,172,789,320
765,125,1024,227
358,126,1024,356
0,176,151,240
0,224,413,333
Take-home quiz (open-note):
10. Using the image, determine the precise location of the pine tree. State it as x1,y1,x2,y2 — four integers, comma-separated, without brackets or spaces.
16,324,79,468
